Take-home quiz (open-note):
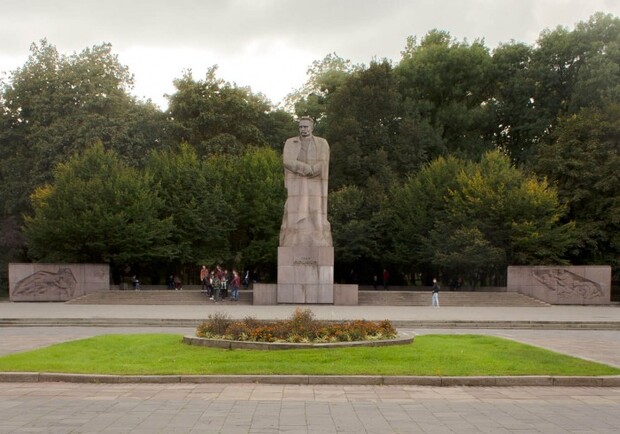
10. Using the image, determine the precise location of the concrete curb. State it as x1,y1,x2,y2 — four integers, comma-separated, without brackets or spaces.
2,318,620,329
1,372,619,386
182,335,414,350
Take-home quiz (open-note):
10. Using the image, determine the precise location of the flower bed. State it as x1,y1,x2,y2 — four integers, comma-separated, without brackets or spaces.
187,308,409,349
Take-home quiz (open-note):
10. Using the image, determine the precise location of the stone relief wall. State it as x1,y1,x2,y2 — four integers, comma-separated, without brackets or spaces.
9,263,109,302
507,265,611,305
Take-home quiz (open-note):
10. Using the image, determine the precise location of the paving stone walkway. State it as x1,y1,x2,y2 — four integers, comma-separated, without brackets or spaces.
1,303,619,432
1,382,620,433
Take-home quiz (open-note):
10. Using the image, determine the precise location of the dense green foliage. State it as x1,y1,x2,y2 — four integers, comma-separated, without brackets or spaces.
0,333,617,376
535,104,620,269
389,152,575,284
23,143,174,267
1,12,619,289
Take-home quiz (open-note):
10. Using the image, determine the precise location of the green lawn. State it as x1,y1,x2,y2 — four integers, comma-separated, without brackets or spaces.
0,334,618,376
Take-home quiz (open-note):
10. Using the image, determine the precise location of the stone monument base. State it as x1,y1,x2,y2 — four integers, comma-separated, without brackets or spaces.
253,283,358,305
277,246,334,304
252,283,278,305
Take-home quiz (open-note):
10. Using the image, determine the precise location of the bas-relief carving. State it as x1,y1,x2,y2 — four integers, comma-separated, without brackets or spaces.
507,265,610,305
10,263,110,301
533,268,604,300
12,268,77,298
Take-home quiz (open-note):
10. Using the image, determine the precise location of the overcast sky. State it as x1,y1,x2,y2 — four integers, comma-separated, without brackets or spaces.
1,0,619,109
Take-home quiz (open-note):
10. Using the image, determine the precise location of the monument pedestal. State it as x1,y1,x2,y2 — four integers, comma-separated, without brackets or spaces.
277,246,333,304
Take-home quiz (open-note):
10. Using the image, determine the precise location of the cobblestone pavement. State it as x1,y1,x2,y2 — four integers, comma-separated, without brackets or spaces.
1,382,619,433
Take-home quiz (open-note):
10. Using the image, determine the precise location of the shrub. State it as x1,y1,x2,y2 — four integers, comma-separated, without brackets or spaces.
242,315,261,330
224,321,250,341
197,312,232,337
288,307,321,340
196,309,397,343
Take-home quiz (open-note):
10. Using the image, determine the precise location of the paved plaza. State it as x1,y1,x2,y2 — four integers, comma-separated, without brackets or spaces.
2,381,620,433
0,302,619,433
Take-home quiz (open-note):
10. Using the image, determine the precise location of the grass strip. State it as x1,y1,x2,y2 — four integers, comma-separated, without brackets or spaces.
0,334,618,376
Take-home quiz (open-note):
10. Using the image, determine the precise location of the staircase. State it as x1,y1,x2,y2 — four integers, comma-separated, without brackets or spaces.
67,289,253,305
358,290,548,307
67,289,547,307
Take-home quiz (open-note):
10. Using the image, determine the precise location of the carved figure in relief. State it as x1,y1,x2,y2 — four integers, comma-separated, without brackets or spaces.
533,268,603,299
12,268,77,298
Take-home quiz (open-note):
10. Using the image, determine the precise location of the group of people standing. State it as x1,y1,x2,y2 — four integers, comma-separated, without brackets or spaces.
199,265,244,302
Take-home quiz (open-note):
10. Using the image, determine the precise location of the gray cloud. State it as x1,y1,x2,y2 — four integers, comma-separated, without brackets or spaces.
1,0,618,105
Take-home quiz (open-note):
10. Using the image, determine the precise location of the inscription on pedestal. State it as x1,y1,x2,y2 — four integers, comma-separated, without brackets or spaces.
277,246,333,304
294,257,317,265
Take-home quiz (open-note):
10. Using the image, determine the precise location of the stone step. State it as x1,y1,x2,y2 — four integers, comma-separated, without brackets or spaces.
358,291,548,307
66,289,547,307
67,290,253,305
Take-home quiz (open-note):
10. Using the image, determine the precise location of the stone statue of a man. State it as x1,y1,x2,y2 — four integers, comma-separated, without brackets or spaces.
279,116,332,247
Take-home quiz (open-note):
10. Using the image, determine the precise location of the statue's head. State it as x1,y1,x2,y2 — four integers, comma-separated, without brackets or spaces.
298,116,314,137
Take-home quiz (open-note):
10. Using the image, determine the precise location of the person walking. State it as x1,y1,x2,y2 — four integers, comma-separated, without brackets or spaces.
431,278,440,307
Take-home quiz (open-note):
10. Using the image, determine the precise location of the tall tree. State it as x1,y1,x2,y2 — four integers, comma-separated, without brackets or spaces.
285,53,356,122
324,59,401,191
535,104,620,273
569,13,620,110
489,41,540,163
485,13,620,166
24,143,173,278
0,40,170,214
146,143,233,268
389,155,463,277
519,13,620,165
437,152,575,269
215,147,285,277
166,67,285,156
329,184,384,282
396,30,496,160
390,152,575,285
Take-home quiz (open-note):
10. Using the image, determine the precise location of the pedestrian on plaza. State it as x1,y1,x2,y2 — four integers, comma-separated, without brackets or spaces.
173,275,182,290
243,269,250,289
432,278,440,307
230,270,241,301
382,268,389,290
222,268,231,299
209,271,218,301
200,265,208,292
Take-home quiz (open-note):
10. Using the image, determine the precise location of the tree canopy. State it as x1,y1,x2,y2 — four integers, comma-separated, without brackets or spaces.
2,12,620,289
24,143,173,267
